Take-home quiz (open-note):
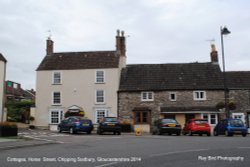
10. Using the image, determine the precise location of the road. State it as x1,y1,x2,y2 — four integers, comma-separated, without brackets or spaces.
0,129,250,167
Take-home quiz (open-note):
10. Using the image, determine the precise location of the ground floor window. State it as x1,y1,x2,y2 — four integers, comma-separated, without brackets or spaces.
49,109,63,124
134,111,150,124
95,109,108,123
201,113,218,125
232,113,245,124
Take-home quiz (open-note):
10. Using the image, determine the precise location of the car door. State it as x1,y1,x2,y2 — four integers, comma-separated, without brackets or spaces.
60,119,69,131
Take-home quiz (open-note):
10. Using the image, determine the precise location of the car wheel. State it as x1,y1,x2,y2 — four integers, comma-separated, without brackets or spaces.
168,133,172,136
242,133,247,137
97,129,102,135
199,134,202,136
207,133,211,136
113,132,116,135
69,127,75,134
117,132,121,135
225,130,232,137
87,131,91,134
58,127,62,133
188,131,193,136
213,130,218,136
176,132,181,136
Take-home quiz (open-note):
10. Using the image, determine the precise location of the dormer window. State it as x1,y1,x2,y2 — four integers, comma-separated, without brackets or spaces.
96,70,105,83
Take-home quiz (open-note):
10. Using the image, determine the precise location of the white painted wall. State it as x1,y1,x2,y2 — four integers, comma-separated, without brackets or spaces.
35,68,120,127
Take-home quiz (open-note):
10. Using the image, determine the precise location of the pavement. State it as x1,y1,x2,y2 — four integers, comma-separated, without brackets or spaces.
0,123,59,151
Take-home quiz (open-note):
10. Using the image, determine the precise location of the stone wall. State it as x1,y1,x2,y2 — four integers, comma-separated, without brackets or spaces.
118,90,224,126
229,90,250,113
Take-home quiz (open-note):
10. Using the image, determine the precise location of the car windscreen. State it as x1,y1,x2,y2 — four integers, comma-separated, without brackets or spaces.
105,118,118,122
162,119,177,124
229,119,244,126
194,120,208,124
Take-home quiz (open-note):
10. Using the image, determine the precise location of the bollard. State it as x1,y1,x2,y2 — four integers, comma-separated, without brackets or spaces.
135,128,142,136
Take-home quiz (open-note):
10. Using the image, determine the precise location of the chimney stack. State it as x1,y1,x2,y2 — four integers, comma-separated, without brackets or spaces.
116,29,126,56
46,37,54,55
210,44,218,64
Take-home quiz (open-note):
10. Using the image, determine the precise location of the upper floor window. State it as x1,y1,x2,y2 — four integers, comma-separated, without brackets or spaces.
193,91,206,101
96,90,105,104
53,72,62,84
96,70,105,83
52,92,61,105
141,92,154,101
169,92,177,101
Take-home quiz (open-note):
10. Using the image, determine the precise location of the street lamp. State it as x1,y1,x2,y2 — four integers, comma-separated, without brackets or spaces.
220,26,231,118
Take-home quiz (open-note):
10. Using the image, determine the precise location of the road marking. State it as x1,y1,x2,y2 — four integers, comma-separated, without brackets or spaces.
23,135,64,144
150,149,209,157
95,162,118,167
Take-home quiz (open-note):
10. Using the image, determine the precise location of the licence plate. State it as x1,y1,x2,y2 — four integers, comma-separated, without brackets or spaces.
82,124,89,126
108,123,115,126
168,124,176,127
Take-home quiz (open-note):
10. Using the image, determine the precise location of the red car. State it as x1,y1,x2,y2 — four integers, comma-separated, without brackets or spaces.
183,119,211,136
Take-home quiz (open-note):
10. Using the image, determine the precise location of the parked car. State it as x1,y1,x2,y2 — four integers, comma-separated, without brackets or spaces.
213,118,247,137
182,119,211,136
97,117,121,135
58,116,93,134
152,118,181,135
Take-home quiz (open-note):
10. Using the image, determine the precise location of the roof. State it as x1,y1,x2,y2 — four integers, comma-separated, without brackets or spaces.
0,53,7,62
226,71,250,89
37,51,119,70
119,62,224,91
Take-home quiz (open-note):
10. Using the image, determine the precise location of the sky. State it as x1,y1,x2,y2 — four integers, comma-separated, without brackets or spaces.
0,0,250,90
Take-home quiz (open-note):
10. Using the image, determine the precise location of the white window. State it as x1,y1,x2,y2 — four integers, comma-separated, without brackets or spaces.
95,109,108,123
141,92,154,101
49,109,63,124
232,113,245,124
202,114,218,125
193,91,206,101
53,72,62,84
169,92,177,101
96,90,105,104
96,70,105,83
52,92,61,105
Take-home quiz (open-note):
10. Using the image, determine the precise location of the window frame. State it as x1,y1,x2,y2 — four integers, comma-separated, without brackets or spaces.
52,71,62,85
169,92,177,101
52,91,61,105
141,92,154,101
201,113,218,125
95,70,105,84
134,111,150,124
95,109,108,123
96,90,105,104
193,91,206,101
49,109,64,124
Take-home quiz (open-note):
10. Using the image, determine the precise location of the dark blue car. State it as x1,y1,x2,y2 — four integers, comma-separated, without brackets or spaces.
213,118,247,137
58,116,93,134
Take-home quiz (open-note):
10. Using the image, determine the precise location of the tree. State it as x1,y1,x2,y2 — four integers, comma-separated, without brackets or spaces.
6,101,35,122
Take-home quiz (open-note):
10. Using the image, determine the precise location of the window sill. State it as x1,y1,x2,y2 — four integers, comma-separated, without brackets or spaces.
52,84,62,85
95,82,105,84
51,104,62,106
